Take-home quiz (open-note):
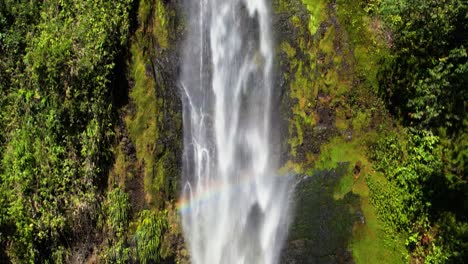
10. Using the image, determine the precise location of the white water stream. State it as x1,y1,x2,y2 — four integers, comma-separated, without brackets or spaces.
180,1,291,263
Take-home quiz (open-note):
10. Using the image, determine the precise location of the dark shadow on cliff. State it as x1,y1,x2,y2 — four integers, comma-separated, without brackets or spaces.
282,163,361,264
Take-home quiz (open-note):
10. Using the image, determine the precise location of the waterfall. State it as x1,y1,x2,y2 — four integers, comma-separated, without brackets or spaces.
180,0,291,263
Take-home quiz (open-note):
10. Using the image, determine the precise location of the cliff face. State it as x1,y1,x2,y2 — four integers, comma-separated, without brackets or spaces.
103,0,187,262
273,1,404,263
115,0,403,263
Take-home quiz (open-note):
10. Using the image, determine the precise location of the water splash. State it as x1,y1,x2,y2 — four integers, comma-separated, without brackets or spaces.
180,0,291,263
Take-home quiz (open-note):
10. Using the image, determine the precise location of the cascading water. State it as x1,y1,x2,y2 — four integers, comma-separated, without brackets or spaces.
180,0,291,263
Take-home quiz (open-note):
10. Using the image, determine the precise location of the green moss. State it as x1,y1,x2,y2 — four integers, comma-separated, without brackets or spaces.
123,0,177,208
281,160,306,174
136,0,172,51
352,110,371,133
301,0,327,35
315,137,361,170
153,0,170,49
318,25,335,54
334,174,354,199
291,15,303,28
138,0,151,24
289,118,304,158
109,142,131,187
336,0,390,91
106,0,184,261
335,106,350,131
126,42,159,203
281,42,296,58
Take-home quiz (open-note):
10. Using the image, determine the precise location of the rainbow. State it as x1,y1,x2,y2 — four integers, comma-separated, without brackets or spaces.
176,173,291,214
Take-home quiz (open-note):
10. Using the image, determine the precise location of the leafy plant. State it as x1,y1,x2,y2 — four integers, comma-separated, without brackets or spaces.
104,187,131,263
134,210,168,264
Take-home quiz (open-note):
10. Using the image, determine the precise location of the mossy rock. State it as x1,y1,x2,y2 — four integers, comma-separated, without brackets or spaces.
282,164,360,264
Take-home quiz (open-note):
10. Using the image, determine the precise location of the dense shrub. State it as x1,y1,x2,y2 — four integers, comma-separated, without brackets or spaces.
0,0,132,261
369,129,467,262
378,0,468,131
366,1,468,262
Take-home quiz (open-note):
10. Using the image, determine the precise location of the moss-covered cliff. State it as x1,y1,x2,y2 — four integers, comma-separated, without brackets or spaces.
103,0,188,262
273,0,406,263
274,1,467,263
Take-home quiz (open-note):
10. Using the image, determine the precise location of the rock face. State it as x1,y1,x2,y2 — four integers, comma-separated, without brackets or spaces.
281,166,360,264
103,0,189,262
271,0,393,263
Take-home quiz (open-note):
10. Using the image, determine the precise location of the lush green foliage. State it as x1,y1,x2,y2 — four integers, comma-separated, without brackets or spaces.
0,0,132,261
134,209,168,264
104,187,131,263
378,0,467,130
107,188,131,236
362,0,468,263
102,188,169,263
369,129,467,262
2,0,182,262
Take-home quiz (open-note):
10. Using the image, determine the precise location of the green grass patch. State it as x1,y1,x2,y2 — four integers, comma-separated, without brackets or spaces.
315,136,365,170
351,195,406,264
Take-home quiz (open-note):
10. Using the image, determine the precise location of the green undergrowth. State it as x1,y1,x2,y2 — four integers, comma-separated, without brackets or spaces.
133,209,168,264
102,186,169,263
0,0,133,261
367,128,468,262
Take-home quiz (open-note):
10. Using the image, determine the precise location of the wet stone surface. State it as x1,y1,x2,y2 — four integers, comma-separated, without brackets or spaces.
281,163,361,264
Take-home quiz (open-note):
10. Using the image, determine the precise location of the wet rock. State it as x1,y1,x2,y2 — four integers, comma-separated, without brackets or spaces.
281,165,360,264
